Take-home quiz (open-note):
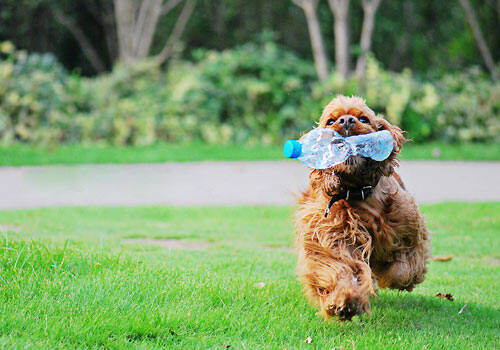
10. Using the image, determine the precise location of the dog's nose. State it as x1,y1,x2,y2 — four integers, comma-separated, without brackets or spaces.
338,115,356,130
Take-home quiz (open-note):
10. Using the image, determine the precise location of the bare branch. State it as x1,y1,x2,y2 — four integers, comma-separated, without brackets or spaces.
100,2,119,62
459,0,498,80
52,8,106,72
292,0,329,81
155,0,197,64
355,0,382,79
133,0,164,57
291,0,319,8
161,0,183,15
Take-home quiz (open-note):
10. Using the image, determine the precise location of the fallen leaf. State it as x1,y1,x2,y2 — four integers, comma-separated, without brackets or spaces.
435,293,454,301
458,304,467,315
255,282,266,288
304,336,312,344
433,256,453,262
222,344,231,349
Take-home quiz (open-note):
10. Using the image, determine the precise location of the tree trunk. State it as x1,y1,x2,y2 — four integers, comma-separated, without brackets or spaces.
458,0,498,80
355,0,381,79
114,0,195,65
292,0,329,81
133,0,164,58
327,0,351,79
114,0,136,64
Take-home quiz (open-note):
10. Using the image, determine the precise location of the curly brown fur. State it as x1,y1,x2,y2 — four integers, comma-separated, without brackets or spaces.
295,95,430,321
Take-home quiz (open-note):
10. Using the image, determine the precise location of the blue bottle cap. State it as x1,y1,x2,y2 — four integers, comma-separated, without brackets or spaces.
283,140,302,158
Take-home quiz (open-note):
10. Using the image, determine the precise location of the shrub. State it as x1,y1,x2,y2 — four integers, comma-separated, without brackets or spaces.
0,44,78,144
164,39,317,144
434,68,500,142
0,41,498,146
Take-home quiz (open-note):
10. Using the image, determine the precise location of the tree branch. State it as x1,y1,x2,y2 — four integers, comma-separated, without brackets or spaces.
155,0,197,64
52,8,106,72
292,0,329,81
355,0,381,79
133,0,164,57
161,0,183,15
459,0,498,80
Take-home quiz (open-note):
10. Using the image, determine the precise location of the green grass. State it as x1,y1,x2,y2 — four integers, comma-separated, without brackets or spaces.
0,141,498,166
0,203,499,348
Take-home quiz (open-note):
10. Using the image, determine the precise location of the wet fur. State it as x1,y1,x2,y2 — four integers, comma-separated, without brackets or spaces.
295,95,430,320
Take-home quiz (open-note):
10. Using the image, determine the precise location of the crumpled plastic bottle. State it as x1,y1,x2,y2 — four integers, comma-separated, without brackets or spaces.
283,128,394,169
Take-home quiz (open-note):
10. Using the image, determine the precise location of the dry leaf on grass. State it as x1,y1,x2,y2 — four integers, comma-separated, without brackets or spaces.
304,336,312,344
433,256,453,262
222,344,231,348
435,293,454,301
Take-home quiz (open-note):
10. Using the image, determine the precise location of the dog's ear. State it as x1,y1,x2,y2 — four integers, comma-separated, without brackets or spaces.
375,117,407,154
374,117,406,176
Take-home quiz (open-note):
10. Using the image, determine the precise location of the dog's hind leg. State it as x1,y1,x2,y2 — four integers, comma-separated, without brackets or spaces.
370,195,431,291
373,249,428,291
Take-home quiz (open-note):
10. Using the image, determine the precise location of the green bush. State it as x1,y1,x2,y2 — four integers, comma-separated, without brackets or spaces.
0,43,78,144
308,56,499,143
0,41,498,146
163,40,317,145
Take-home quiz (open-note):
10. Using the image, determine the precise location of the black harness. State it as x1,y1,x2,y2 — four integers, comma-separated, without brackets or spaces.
324,183,378,218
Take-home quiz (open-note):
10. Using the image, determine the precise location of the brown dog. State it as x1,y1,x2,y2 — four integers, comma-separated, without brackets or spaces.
295,95,430,320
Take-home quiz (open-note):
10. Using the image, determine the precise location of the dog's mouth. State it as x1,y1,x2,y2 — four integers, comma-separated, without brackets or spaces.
341,155,370,173
344,155,366,166
333,128,373,138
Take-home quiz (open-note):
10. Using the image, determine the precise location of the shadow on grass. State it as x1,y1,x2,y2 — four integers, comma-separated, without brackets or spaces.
366,291,499,334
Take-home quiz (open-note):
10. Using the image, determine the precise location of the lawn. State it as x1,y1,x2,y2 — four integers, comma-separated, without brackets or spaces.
0,141,499,166
0,203,499,348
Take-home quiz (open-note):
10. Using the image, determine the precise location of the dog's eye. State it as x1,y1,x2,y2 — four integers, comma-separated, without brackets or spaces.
359,116,370,124
326,119,335,126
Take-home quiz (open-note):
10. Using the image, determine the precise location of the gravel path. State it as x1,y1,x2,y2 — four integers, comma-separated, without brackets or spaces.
0,161,499,209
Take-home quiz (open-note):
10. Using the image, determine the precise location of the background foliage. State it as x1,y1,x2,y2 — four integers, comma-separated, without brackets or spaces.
1,39,498,146
1,0,499,76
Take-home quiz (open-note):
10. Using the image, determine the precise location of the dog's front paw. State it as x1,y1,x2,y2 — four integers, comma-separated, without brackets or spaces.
326,297,370,321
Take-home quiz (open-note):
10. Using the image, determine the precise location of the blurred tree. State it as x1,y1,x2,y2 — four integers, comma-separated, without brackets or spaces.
1,0,498,76
52,6,107,72
327,0,351,79
295,0,382,80
458,0,498,80
114,0,196,65
355,0,381,79
50,0,197,70
291,0,329,81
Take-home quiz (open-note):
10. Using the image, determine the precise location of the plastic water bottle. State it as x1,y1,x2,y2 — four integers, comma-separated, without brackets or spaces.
283,129,394,169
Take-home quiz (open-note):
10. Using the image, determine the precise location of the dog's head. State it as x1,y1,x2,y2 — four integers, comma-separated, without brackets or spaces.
310,95,406,193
